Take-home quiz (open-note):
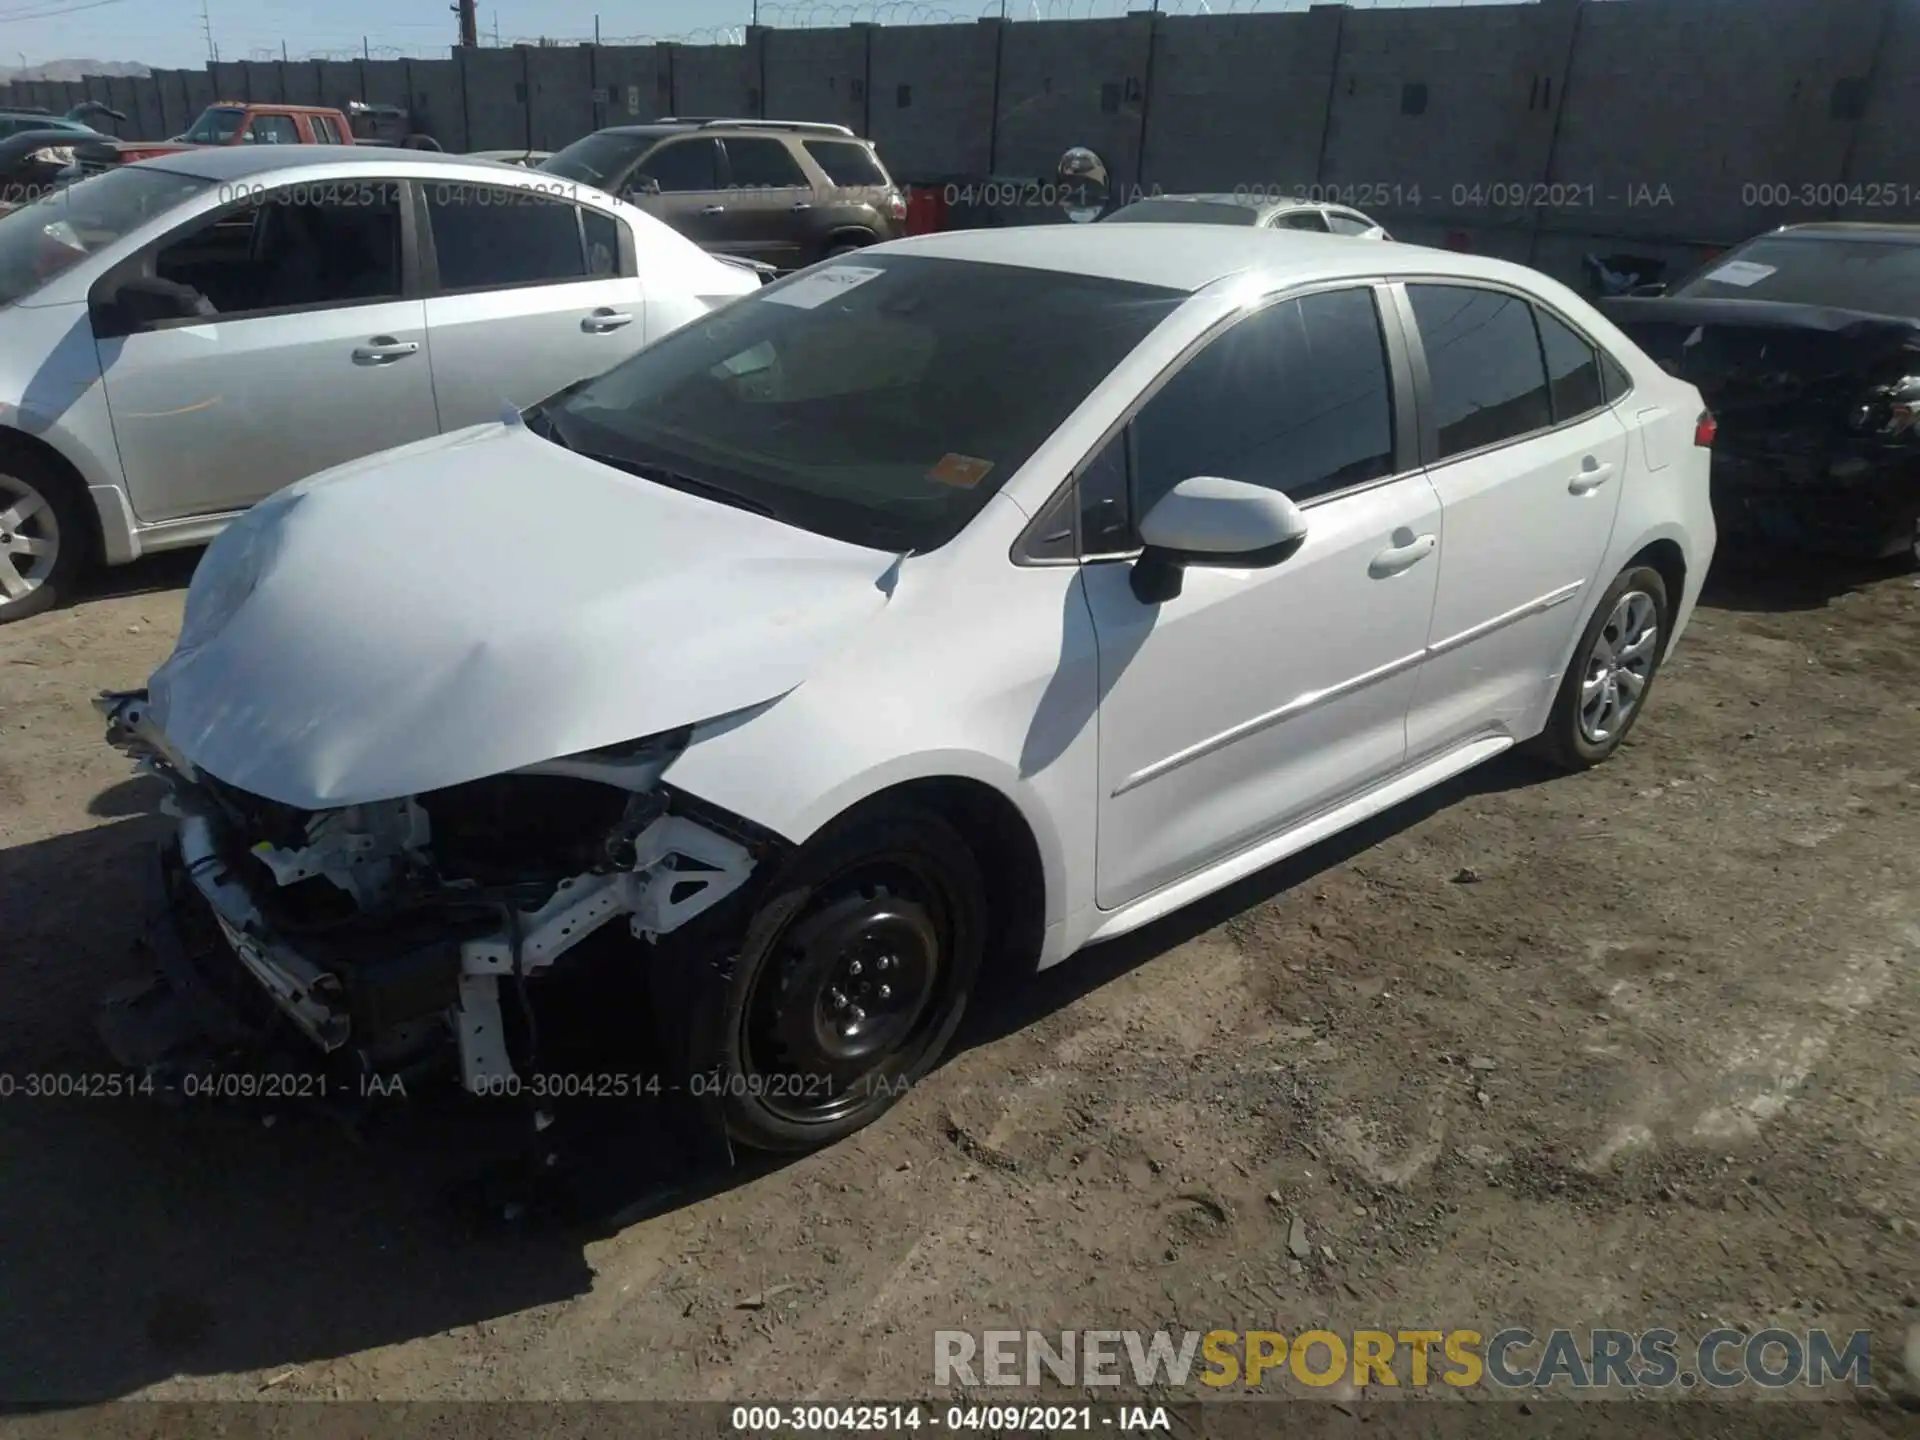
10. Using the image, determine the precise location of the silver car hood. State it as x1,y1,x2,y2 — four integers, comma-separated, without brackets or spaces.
147,421,899,810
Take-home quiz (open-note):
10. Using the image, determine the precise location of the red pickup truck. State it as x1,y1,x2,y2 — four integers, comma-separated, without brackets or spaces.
79,101,441,170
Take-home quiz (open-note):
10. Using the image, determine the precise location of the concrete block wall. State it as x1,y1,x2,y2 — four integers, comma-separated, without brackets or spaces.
5,0,1920,269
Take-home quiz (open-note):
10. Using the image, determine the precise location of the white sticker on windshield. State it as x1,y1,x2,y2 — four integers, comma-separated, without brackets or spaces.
1705,260,1777,288
761,264,886,310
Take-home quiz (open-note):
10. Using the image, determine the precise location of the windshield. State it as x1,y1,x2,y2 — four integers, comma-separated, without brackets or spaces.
539,252,1184,552
1673,234,1920,317
1104,198,1257,226
541,131,650,186
0,165,209,307
182,106,246,145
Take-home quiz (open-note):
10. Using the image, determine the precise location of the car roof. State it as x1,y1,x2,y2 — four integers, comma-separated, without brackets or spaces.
875,224,1499,295
136,145,524,181
1769,221,1920,245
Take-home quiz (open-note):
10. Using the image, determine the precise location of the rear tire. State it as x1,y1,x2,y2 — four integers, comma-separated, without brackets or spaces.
0,449,89,625
1532,565,1670,771
707,800,986,1154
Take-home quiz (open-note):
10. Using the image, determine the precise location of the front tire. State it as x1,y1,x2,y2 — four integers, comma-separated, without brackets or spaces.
709,800,986,1153
1533,565,1670,771
0,451,88,625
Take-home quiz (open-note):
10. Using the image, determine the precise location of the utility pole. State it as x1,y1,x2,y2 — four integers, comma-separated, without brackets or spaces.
452,0,479,49
200,0,219,62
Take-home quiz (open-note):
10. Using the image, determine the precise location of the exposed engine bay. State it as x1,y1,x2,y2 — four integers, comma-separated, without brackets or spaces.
94,688,771,1100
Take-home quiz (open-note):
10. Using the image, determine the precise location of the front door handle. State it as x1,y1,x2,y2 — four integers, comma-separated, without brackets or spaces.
1369,532,1437,578
791,201,813,211
1569,458,1616,495
351,337,419,363
698,204,726,216
581,308,634,333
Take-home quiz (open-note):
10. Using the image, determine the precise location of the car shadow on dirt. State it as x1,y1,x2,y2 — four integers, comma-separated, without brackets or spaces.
73,549,201,607
1701,546,1912,614
0,749,1557,1404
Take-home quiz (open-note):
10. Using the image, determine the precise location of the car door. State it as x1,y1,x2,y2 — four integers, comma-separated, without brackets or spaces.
419,180,649,430
1394,282,1631,757
92,184,438,524
715,135,814,267
1080,284,1443,911
621,136,731,249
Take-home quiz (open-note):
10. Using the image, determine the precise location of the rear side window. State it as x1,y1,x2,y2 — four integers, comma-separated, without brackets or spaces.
311,114,341,145
1600,349,1633,402
804,139,888,187
1534,307,1604,420
427,184,585,290
1275,209,1329,232
1407,284,1551,458
723,137,809,189
583,207,620,277
1134,287,1396,513
1326,211,1378,237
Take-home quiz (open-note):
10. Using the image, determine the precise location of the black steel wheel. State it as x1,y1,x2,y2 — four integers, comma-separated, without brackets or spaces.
709,800,985,1152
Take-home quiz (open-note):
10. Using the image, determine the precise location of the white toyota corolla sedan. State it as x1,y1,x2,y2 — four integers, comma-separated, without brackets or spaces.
97,224,1715,1158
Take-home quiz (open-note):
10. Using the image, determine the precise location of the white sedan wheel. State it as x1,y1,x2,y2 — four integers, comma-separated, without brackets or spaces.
0,469,62,612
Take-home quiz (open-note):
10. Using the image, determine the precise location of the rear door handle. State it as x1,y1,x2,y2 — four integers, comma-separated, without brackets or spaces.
1369,532,1437,578
581,308,634,333
698,204,726,216
790,201,812,211
351,337,419,363
1569,459,1616,495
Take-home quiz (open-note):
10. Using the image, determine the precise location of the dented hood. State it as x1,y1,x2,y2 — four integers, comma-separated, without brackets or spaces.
147,422,899,810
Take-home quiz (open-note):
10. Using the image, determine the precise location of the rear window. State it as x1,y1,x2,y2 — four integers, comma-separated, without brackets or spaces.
1103,199,1258,226
1674,235,1920,317
803,139,888,188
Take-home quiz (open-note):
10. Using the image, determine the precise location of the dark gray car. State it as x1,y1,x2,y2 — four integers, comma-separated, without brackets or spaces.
540,118,905,270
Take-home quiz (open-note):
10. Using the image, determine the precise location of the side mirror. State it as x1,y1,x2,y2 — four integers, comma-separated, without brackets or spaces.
105,275,211,333
1131,476,1308,604
627,175,662,198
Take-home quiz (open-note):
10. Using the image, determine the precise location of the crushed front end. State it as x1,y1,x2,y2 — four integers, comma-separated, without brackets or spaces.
93,688,777,1139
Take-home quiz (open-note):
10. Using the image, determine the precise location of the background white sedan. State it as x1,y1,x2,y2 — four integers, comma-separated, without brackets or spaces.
0,146,760,622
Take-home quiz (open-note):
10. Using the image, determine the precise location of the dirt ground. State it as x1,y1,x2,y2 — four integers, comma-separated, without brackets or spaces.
1,547,1917,1419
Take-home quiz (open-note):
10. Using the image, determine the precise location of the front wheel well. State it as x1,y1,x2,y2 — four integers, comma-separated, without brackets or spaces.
843,776,1047,991
0,427,103,565
1625,538,1686,657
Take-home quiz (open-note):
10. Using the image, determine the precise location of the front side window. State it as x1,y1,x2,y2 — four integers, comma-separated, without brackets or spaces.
427,185,585,290
0,165,209,307
1133,287,1397,518
1275,208,1330,232
182,106,246,144
723,137,809,189
540,131,650,188
538,253,1184,553
1326,211,1381,237
1406,284,1552,459
634,138,720,193
242,115,300,145
150,191,403,315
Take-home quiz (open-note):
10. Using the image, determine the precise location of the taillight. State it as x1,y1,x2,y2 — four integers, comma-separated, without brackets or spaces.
1693,411,1717,447
887,189,907,221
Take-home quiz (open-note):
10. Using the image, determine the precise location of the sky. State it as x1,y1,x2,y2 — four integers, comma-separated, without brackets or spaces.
0,0,1495,72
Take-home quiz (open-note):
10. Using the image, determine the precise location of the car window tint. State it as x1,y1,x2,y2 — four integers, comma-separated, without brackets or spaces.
583,207,620,277
724,137,809,189
638,138,718,192
1275,208,1330,231
803,139,887,187
1407,284,1552,458
243,115,300,145
154,193,403,313
1534,306,1604,421
427,185,585,289
1134,288,1396,515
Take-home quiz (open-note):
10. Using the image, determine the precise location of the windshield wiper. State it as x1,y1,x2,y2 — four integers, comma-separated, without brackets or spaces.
587,454,778,519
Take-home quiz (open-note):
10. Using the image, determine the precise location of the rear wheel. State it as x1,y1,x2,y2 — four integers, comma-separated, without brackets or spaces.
709,801,985,1153
1533,565,1670,771
0,452,88,625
